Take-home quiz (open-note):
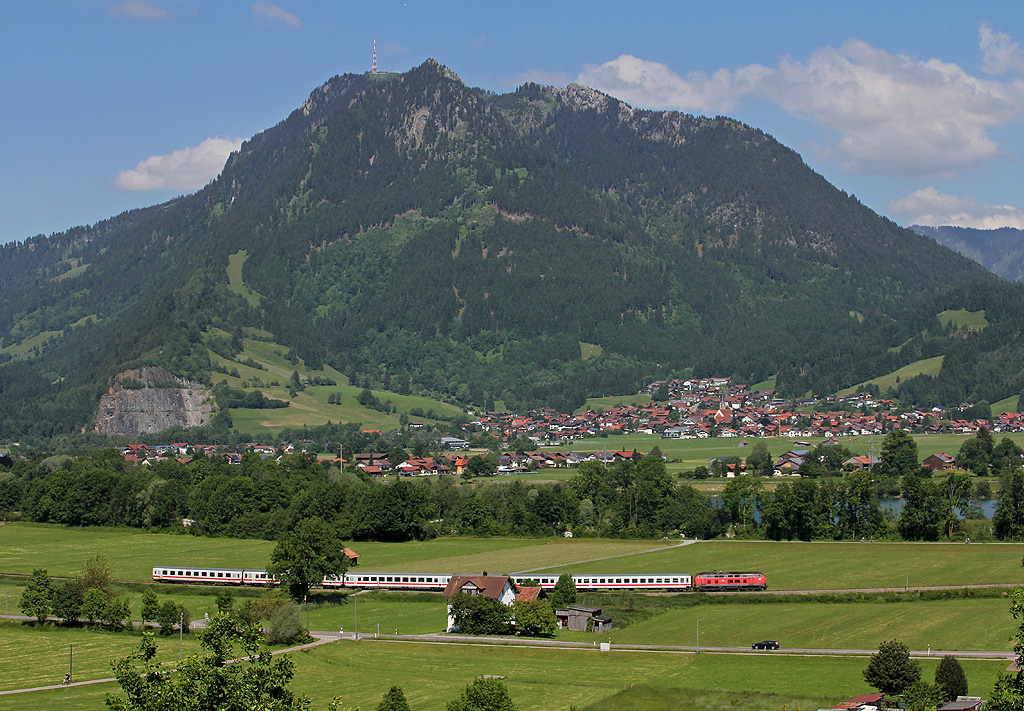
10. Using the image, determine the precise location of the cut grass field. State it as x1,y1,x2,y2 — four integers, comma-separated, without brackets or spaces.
7,523,1024,592
0,637,1007,711
0,523,677,582
0,620,204,693
0,523,274,582
598,596,1015,651
531,539,1024,590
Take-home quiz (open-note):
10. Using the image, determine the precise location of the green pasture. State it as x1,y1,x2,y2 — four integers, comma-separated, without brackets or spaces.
0,524,677,582
575,392,652,413
0,522,274,581
304,592,446,635
0,620,204,693
994,395,1020,416
225,249,263,307
542,432,1024,471
353,538,677,575
940,308,989,330
838,355,945,396
0,637,1006,711
531,539,1024,590
599,596,1014,651
207,332,464,434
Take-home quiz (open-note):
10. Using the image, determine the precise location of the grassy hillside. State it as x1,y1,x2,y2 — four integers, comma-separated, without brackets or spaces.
209,334,464,433
838,355,944,396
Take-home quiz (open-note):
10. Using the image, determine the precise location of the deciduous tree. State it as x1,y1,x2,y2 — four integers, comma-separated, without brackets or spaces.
511,599,556,636
550,573,577,609
53,579,84,624
106,613,310,711
863,639,921,694
268,516,348,599
21,568,53,623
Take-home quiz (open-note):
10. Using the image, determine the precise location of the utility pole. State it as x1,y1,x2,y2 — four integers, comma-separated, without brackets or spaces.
696,616,700,655
69,643,73,682
354,591,358,641
179,611,184,660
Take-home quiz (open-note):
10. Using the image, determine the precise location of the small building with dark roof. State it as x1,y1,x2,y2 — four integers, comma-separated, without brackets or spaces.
555,604,613,633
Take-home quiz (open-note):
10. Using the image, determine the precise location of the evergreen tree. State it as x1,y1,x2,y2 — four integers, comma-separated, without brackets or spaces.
446,678,517,711
934,655,968,702
376,686,412,711
21,568,54,623
141,589,160,627
863,639,921,694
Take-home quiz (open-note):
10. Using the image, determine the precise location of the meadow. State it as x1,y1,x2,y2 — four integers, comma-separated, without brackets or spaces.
2,524,1023,710
533,539,1024,590
0,637,1008,711
0,620,204,693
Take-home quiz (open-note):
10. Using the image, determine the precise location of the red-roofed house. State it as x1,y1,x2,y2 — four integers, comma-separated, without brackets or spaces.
442,574,518,631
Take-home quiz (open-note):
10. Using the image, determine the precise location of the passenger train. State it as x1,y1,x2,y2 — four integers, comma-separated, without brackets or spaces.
152,566,767,592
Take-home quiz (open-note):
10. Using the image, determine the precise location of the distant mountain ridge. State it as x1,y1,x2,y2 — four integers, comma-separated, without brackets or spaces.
912,225,1024,283
2,59,1023,440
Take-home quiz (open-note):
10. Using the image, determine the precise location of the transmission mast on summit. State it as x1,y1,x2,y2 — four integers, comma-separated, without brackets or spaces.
372,37,378,73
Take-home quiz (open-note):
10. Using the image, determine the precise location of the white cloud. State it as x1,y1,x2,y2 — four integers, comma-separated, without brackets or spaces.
980,23,1024,74
109,1,169,20
114,137,243,192
577,36,1024,177
251,2,302,29
890,187,1024,229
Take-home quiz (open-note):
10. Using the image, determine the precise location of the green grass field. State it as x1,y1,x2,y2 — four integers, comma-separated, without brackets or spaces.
601,596,1014,651
1,523,1021,710
940,309,989,330
0,523,274,581
0,620,204,693
225,249,262,307
531,539,1024,590
837,355,945,396
207,333,464,434
540,432,1024,472
0,637,1007,711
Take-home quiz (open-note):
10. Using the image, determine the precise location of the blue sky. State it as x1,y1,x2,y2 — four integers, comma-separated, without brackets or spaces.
3,1,1024,244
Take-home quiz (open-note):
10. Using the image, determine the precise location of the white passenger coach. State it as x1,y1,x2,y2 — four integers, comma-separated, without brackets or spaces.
153,566,695,591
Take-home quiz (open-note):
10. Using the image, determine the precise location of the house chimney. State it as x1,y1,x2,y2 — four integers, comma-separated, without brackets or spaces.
482,571,488,576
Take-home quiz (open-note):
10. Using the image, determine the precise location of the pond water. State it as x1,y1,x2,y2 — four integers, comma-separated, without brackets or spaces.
879,497,996,519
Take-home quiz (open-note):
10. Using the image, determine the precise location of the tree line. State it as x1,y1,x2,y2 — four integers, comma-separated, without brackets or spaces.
3,430,1024,544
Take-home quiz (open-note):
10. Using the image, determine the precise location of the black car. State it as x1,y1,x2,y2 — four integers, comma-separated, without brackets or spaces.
751,640,780,650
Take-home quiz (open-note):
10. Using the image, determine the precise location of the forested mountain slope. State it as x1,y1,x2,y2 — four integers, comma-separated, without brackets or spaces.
1,59,1021,439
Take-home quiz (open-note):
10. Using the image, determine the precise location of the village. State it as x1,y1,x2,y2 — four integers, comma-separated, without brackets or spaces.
103,377,1023,479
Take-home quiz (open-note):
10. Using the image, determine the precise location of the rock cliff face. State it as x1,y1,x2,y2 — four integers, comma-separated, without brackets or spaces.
92,367,214,436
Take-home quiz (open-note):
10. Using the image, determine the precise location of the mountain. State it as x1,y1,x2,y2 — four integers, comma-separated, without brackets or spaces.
2,59,1024,440
912,225,1024,283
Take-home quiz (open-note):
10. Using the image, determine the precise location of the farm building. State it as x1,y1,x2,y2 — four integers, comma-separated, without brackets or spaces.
555,604,613,633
